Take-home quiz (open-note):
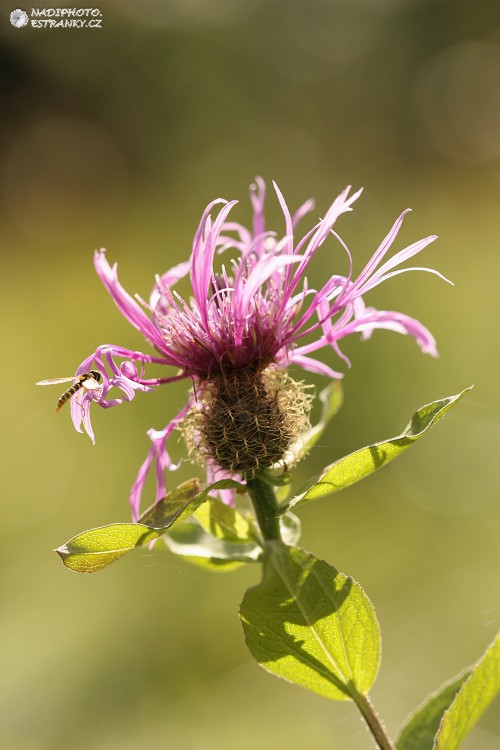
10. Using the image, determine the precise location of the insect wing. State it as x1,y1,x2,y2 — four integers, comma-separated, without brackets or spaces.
36,377,75,386
81,377,101,391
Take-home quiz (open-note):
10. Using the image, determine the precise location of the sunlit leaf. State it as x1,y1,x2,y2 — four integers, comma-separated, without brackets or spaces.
139,478,243,530
396,674,470,750
240,542,380,701
137,478,201,528
194,496,257,543
284,387,472,511
56,523,157,573
275,484,292,504
164,521,263,569
433,631,500,750
57,478,246,573
279,512,301,547
167,502,302,571
163,495,263,570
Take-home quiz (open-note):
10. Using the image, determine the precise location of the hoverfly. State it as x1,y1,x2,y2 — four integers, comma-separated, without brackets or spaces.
36,370,102,412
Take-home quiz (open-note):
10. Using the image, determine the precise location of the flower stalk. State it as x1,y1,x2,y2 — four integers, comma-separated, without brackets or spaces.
352,690,396,750
246,476,282,541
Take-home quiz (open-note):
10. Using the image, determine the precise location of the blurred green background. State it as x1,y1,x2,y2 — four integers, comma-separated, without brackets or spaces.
1,1,499,748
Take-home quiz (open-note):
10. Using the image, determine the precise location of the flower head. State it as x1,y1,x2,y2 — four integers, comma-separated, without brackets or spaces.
59,179,448,518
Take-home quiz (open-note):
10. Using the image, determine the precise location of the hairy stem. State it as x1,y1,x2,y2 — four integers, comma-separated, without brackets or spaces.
246,476,282,541
352,690,396,750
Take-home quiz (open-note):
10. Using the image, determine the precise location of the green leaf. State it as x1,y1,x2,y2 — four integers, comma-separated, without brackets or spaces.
164,521,263,569
279,512,301,547
138,478,202,528
433,631,500,750
397,674,470,750
162,495,264,571
194,496,258,543
284,387,472,511
139,478,244,530
57,478,246,573
397,631,500,750
240,542,380,701
56,523,157,573
300,380,344,454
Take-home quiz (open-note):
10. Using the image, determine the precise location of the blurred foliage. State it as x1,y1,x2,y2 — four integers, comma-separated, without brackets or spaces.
1,1,499,748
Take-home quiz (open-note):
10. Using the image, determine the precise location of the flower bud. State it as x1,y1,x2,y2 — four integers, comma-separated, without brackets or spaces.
184,366,312,478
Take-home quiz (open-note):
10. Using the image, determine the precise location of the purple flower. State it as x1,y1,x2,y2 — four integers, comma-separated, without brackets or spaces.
63,179,448,519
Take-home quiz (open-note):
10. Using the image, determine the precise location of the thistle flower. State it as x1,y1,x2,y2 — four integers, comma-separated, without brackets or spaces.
61,179,448,519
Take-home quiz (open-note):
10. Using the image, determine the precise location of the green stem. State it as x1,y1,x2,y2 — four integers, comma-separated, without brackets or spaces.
352,690,396,750
246,476,282,541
